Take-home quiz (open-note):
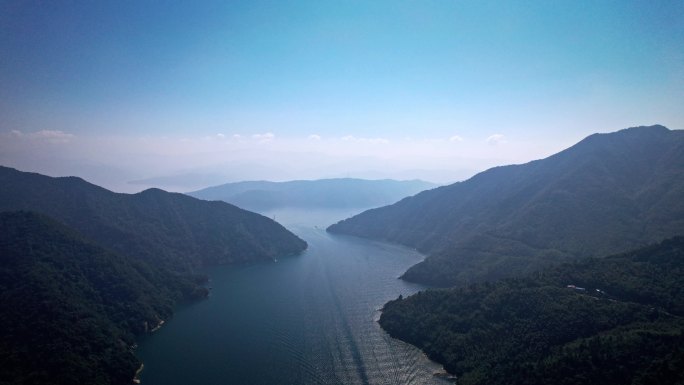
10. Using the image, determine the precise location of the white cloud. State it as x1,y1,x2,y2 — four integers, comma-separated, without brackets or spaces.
0,129,567,194
367,137,390,144
340,135,389,144
216,133,225,139
486,134,506,145
8,129,75,143
449,135,464,142
32,130,74,141
251,132,275,142
308,134,322,141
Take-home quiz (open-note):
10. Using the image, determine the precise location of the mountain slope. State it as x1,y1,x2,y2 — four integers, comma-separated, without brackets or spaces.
0,166,307,273
0,168,308,384
379,236,684,385
0,211,173,385
188,178,437,211
328,125,684,286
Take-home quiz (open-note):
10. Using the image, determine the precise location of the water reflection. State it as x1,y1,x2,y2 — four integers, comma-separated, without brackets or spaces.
137,208,448,385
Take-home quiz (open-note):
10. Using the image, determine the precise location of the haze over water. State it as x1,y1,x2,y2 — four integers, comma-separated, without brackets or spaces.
136,208,448,385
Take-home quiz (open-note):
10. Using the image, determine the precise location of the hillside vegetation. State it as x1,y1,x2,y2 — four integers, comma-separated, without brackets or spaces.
380,236,684,385
0,166,307,272
0,212,177,385
329,125,684,286
0,167,308,384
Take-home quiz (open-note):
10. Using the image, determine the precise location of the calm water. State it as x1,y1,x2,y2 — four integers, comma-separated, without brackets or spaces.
136,208,448,385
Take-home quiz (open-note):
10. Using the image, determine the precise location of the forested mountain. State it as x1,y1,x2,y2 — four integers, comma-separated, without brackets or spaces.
0,211,174,385
329,125,684,286
0,166,307,272
379,236,684,385
0,168,308,384
188,178,436,211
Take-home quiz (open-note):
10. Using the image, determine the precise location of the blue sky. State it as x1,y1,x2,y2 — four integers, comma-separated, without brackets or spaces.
1,1,683,191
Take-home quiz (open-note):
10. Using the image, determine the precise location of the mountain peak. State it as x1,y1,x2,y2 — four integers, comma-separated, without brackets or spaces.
137,187,168,195
584,124,671,142
621,124,670,133
328,125,684,287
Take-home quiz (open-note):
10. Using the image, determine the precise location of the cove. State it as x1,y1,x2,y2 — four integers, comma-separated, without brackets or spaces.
136,208,449,385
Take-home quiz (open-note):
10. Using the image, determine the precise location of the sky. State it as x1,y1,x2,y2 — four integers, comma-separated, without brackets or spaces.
1,0,683,192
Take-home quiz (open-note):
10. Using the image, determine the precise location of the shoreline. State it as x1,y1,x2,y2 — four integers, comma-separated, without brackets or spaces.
150,319,165,333
132,363,144,384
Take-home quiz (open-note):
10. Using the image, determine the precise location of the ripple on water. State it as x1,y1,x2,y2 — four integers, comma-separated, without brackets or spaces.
137,208,450,385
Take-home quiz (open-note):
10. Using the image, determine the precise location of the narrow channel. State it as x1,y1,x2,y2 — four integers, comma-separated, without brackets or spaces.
137,208,449,385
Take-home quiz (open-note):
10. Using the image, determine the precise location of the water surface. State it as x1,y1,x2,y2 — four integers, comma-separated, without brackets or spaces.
137,208,448,385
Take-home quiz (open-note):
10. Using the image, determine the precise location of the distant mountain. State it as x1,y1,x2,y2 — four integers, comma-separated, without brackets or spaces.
329,125,684,286
188,178,437,212
0,211,172,385
379,236,684,385
0,166,307,274
128,172,229,190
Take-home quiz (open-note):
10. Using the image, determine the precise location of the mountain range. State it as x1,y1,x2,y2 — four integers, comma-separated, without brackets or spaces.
188,178,437,212
0,166,307,385
3,124,683,384
0,166,307,272
329,125,684,286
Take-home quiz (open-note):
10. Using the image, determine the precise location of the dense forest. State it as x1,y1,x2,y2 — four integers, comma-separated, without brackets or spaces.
0,166,307,273
379,236,684,385
188,178,436,211
0,211,176,385
329,125,684,287
0,167,309,384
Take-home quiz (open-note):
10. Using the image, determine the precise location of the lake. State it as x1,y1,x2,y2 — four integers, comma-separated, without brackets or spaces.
136,208,449,385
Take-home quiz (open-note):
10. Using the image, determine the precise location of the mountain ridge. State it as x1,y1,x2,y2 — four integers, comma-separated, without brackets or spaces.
0,166,308,273
0,167,310,384
328,125,684,286
379,236,684,385
188,178,438,212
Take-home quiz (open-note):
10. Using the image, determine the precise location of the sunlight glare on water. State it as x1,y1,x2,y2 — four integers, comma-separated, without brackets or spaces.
137,208,449,385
